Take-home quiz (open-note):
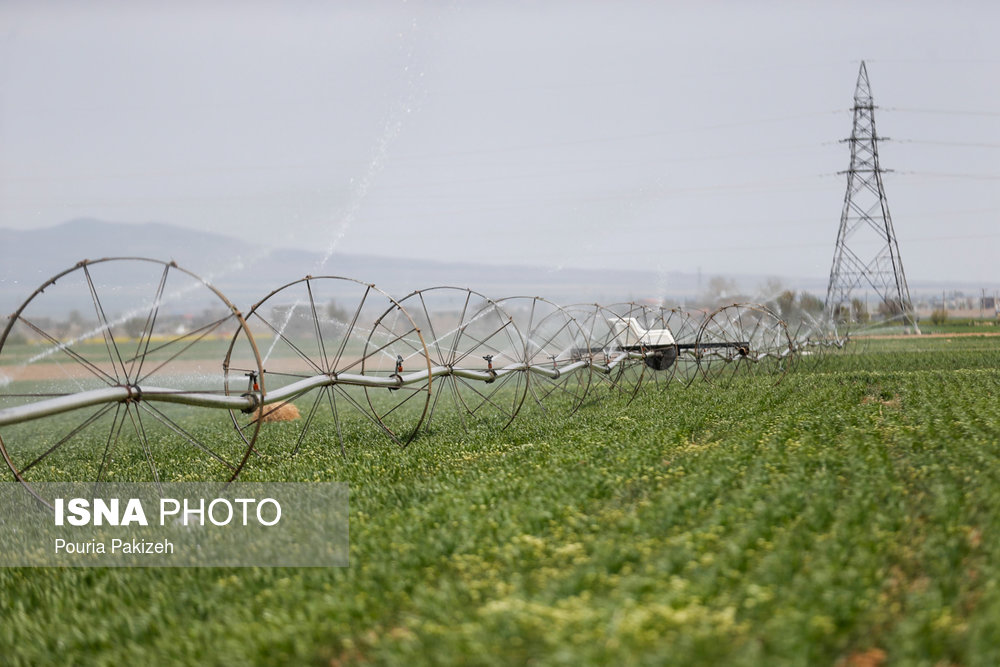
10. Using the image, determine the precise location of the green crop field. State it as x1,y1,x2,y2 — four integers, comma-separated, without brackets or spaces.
1,335,999,666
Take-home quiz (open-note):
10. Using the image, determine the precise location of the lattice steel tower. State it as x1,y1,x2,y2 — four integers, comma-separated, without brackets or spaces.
826,61,918,331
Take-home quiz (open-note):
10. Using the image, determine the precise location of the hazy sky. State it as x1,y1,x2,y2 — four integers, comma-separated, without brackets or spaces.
2,1,998,285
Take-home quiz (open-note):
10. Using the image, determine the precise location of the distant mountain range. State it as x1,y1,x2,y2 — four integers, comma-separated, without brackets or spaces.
2,218,984,318
0,218,726,316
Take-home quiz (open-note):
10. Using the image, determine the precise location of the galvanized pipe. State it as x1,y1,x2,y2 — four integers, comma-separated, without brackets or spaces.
0,387,132,427
0,385,253,427
0,360,596,428
526,358,590,379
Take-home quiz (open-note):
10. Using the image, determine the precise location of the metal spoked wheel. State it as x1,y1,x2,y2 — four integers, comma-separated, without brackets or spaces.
391,287,528,433
495,296,592,420
564,303,647,404
659,306,699,387
784,310,830,372
695,303,795,387
224,276,430,456
0,258,263,507
630,303,679,393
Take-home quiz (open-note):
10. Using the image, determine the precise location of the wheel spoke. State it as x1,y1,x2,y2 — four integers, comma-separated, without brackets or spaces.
83,265,127,383
139,403,237,472
292,390,326,456
334,385,401,445
17,316,118,385
94,404,126,488
331,285,370,371
451,321,515,367
419,292,447,365
251,312,326,377
325,387,346,456
126,405,162,491
341,325,417,375
136,314,232,385
129,263,171,382
380,381,429,419
456,374,516,421
20,402,117,475
306,278,332,373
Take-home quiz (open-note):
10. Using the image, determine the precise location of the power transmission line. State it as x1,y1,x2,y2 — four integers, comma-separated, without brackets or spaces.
826,61,919,332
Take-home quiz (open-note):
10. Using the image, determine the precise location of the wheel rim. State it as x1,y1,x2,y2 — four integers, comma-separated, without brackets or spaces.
393,287,528,432
495,296,592,420
0,258,262,507
225,276,431,456
695,303,794,387
564,303,647,404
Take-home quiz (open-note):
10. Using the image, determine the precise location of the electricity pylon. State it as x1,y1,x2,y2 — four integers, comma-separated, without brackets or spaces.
825,61,918,332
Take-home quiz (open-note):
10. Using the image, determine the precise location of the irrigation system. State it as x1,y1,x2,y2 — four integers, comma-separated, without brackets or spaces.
0,258,848,502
